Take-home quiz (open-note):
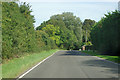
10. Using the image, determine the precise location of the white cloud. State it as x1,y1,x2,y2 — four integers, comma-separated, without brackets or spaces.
19,0,119,2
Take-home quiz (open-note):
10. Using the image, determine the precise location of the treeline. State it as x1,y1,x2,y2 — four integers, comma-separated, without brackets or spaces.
2,2,56,59
91,10,120,56
36,13,95,50
4,2,119,59
2,2,96,59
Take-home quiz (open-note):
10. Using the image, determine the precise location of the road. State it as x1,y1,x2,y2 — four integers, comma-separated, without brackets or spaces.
21,50,119,78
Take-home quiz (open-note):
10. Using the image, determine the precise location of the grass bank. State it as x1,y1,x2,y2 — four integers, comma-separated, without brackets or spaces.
81,50,119,63
2,49,59,78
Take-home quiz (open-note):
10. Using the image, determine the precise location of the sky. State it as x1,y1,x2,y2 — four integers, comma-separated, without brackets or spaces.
19,0,119,28
20,0,119,2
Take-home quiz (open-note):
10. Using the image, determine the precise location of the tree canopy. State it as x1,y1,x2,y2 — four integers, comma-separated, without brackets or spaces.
91,10,120,55
2,2,119,60
2,2,56,59
36,12,83,50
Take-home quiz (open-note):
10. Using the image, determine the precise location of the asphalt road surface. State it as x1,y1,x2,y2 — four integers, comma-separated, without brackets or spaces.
21,50,119,78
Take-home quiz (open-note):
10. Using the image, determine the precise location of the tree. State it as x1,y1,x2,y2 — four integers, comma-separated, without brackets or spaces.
20,2,36,52
36,12,83,50
82,19,95,43
35,30,57,51
91,10,120,55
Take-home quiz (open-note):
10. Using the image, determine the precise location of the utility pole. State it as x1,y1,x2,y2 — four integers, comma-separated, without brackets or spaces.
85,30,87,42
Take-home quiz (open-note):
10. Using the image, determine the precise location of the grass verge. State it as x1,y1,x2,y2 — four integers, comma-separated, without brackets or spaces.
81,50,119,63
2,49,59,78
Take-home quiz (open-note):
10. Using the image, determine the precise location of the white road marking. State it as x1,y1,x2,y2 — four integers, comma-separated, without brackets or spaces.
17,50,119,79
17,50,59,80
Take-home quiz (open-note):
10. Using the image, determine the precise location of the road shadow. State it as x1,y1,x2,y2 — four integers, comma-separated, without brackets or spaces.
81,59,120,75
59,50,90,56
59,50,120,76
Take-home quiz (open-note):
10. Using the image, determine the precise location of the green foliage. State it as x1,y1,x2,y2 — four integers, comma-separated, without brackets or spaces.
82,19,96,42
42,24,61,45
19,2,36,52
2,49,58,78
2,2,57,59
85,41,92,46
91,10,120,55
36,12,83,50
81,50,119,63
4,2,119,59
2,2,29,59
35,30,57,51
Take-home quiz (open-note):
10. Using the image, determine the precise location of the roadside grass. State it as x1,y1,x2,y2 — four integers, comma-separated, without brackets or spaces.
2,49,59,78
81,50,119,63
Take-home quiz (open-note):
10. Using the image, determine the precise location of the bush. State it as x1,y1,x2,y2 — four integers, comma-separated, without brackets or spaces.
91,10,120,56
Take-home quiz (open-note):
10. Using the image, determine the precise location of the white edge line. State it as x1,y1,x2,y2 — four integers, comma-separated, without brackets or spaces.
17,50,59,79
